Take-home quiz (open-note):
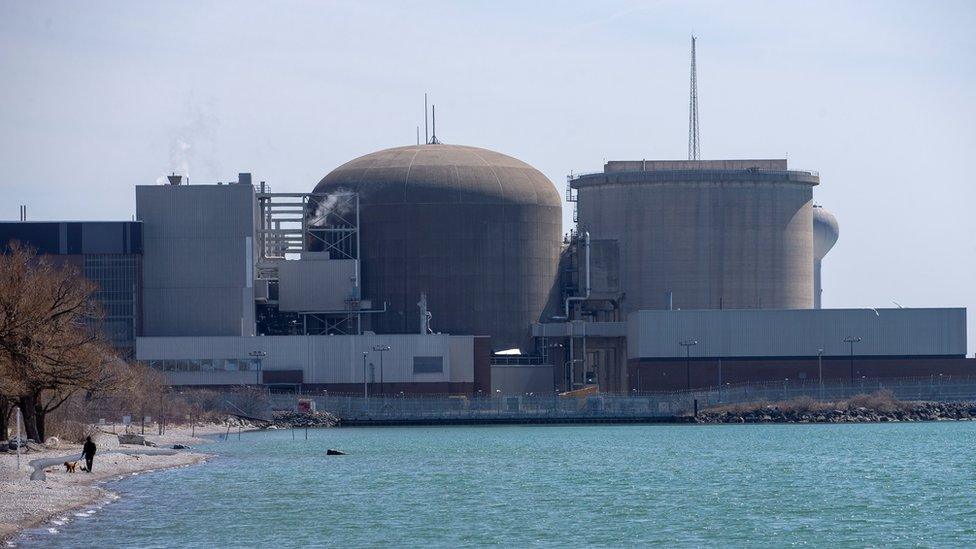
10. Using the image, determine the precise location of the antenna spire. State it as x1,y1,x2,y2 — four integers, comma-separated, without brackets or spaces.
688,35,701,161
430,104,440,144
424,93,429,145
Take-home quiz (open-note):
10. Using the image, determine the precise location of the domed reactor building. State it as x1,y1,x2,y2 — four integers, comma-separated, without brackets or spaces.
314,144,562,351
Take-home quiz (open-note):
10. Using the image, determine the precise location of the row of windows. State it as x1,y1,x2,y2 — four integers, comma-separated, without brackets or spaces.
149,359,256,372
149,356,447,374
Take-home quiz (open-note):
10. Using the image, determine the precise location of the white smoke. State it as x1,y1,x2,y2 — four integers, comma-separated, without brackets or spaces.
158,96,220,183
308,189,355,226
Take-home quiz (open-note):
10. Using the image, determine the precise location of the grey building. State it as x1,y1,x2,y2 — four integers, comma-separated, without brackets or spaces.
136,333,490,393
625,307,971,391
532,307,971,393
136,176,258,337
0,221,142,354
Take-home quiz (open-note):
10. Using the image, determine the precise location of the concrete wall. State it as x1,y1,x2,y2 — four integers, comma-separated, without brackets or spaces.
628,308,968,359
574,163,817,313
137,183,257,337
605,159,788,172
137,334,477,389
491,364,555,394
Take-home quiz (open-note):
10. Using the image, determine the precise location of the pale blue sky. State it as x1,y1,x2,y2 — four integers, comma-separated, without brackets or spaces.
2,1,974,351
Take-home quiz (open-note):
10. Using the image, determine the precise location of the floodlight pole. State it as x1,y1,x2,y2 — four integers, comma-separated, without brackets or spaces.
679,340,698,391
843,337,862,384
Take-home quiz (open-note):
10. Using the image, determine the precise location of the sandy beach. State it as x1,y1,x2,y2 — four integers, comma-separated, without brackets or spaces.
0,423,234,543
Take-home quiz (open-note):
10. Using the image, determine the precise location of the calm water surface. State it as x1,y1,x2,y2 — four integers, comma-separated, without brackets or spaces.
16,423,976,547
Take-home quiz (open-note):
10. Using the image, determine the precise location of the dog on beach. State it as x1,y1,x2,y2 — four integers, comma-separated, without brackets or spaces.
63,461,78,473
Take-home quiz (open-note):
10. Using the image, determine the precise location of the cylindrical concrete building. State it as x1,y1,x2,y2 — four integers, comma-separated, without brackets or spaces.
314,144,562,351
572,159,819,313
812,205,839,309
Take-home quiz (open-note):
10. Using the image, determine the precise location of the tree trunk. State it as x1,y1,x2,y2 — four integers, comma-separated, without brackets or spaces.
18,395,40,441
0,398,9,441
35,402,46,442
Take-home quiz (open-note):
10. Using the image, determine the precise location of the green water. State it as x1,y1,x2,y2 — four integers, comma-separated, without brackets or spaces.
17,423,976,547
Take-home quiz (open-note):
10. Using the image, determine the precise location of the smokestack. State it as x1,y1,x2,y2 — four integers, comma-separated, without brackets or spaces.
167,173,183,185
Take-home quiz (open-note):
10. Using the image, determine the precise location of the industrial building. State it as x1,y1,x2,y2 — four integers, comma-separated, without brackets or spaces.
3,150,973,394
2,37,971,392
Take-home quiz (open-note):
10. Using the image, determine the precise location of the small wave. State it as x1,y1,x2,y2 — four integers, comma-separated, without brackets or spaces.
46,528,59,534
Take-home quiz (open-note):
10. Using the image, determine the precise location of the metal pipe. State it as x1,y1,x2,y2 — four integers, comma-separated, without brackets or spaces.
564,231,591,318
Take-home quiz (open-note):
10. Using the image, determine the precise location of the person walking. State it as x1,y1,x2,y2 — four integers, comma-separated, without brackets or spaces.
82,436,97,473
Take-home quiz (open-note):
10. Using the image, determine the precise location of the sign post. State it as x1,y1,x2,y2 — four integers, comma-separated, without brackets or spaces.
15,407,21,471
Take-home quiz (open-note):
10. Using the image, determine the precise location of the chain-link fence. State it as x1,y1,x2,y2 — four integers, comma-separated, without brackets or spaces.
265,375,976,424
70,376,976,428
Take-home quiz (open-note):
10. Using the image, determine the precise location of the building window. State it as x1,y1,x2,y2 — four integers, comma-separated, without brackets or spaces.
413,356,443,374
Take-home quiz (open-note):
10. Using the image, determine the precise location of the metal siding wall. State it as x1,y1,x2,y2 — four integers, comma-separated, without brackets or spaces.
278,259,356,311
137,334,474,384
448,337,474,382
137,185,255,336
629,308,967,358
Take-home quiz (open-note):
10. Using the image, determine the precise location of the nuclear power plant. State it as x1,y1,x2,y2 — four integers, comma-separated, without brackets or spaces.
2,38,972,395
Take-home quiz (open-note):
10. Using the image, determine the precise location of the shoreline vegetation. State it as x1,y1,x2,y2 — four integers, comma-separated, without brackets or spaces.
696,390,976,424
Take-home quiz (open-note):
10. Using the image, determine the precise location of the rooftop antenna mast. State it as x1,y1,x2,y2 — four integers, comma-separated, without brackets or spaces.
430,104,440,144
424,93,429,145
688,35,701,161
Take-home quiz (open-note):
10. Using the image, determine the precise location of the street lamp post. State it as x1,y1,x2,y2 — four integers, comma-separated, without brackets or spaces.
362,351,369,399
372,345,391,396
248,350,267,386
817,348,824,400
843,337,862,384
679,340,698,391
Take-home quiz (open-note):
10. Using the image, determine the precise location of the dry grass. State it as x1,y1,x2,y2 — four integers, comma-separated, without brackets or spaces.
837,389,908,413
703,389,907,416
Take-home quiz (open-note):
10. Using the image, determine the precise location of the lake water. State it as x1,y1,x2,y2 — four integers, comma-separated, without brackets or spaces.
16,423,976,547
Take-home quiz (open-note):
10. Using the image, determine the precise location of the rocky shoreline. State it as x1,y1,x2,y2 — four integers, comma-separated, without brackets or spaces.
267,410,340,429
697,400,976,424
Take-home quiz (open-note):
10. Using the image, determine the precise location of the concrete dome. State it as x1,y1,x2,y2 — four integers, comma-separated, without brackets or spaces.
316,144,561,207
314,144,562,351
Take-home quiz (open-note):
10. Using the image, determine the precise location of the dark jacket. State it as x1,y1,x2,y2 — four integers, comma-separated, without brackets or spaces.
83,440,97,458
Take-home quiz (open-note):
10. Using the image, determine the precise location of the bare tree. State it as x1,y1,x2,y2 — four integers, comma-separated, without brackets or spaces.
0,244,119,440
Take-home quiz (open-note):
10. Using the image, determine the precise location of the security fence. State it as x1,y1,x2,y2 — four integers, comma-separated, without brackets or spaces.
265,375,976,425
